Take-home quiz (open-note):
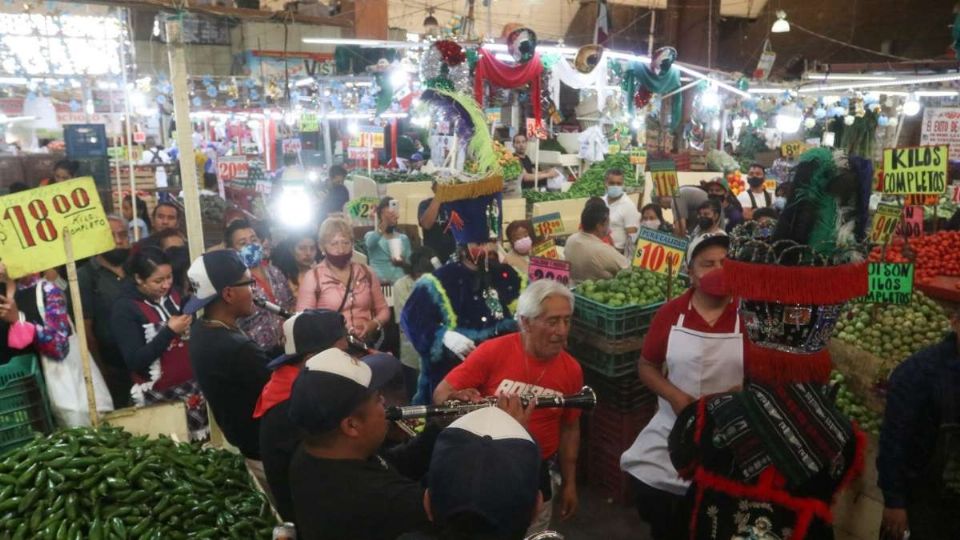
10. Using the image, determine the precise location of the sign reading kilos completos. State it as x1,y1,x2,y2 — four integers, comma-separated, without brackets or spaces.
882,145,948,195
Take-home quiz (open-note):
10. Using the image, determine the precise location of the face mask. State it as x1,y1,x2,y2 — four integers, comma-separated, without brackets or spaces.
102,248,130,266
641,219,660,229
606,185,624,199
512,236,532,255
697,217,715,231
773,196,787,210
164,246,190,275
325,252,352,268
748,177,764,188
708,194,724,203
239,243,263,269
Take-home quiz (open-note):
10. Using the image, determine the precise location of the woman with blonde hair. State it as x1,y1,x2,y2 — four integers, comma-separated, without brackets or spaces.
296,218,390,346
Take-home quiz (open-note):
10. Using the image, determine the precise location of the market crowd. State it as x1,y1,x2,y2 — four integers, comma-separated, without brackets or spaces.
0,156,958,540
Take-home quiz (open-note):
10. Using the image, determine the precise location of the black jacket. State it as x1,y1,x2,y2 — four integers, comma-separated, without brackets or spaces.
110,281,181,375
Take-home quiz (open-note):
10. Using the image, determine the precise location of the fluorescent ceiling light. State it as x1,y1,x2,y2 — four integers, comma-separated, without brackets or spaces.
748,88,796,95
803,74,896,81
798,73,960,93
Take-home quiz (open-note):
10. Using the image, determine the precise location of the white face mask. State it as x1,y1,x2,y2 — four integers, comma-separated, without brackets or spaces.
641,219,660,229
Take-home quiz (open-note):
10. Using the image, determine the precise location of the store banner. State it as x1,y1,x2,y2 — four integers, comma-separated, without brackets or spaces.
0,178,113,279
920,108,960,161
870,203,901,245
528,257,571,286
632,227,687,277
867,262,913,304
881,145,948,195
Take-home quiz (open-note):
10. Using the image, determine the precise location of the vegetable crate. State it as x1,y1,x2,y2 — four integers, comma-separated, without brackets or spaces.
572,292,663,341
0,354,54,455
583,369,657,412
584,404,657,504
568,339,641,379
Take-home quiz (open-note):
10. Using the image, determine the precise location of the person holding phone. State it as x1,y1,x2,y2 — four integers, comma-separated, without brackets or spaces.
365,197,412,285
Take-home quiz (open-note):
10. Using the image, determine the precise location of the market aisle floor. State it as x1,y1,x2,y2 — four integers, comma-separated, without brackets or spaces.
553,485,650,539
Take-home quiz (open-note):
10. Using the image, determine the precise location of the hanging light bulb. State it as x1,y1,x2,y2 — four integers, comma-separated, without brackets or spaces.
631,116,642,130
390,69,408,89
711,118,720,131
700,84,720,109
347,121,359,135
902,93,922,117
423,8,439,36
775,104,803,133
771,10,791,33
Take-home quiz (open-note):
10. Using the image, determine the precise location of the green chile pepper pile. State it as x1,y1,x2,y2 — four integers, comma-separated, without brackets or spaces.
0,426,276,539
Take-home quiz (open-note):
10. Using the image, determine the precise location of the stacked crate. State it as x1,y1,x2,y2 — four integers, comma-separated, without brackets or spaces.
570,292,661,502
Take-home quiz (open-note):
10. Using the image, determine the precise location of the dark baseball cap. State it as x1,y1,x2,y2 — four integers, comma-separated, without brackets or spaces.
267,309,348,369
183,250,248,314
427,407,542,537
287,350,400,435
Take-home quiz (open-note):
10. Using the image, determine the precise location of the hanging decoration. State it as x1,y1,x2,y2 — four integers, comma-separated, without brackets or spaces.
474,48,544,127
506,27,537,64
547,50,610,112
622,46,683,130
420,88,499,174
420,40,471,93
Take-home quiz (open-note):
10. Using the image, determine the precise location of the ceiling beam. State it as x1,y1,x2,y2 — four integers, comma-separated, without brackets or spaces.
82,0,353,28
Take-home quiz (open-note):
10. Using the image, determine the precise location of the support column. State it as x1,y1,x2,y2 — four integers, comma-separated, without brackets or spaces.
342,0,388,39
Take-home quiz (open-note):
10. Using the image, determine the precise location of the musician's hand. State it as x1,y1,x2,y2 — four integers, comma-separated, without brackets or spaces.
448,388,483,403
496,393,535,428
559,483,578,521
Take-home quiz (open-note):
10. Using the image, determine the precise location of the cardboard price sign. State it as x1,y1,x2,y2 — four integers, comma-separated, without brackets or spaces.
0,178,114,279
532,212,565,239
351,127,385,149
485,108,501,124
282,138,302,154
347,147,375,160
951,184,960,204
781,141,806,160
345,197,380,219
629,149,647,166
217,157,249,182
867,262,913,304
300,113,319,133
896,205,924,238
632,228,688,276
526,118,547,140
870,203,902,244
649,160,679,198
903,193,939,206
881,145,948,195
528,256,571,286
531,239,560,259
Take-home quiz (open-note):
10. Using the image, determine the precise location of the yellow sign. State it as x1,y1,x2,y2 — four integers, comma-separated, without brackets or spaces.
531,212,564,239
870,203,902,245
531,238,559,259
763,179,777,192
351,127,385,149
650,160,679,198
781,141,806,160
882,145,948,195
345,197,380,219
632,228,687,276
300,113,319,133
0,178,114,279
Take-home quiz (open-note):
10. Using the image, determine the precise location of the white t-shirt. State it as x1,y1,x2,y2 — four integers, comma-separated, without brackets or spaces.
737,189,774,209
604,195,641,251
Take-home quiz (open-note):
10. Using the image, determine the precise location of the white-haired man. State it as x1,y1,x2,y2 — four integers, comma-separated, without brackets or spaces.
434,279,583,529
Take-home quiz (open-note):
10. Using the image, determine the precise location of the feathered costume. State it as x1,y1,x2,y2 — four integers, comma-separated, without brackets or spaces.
400,89,524,404
668,148,873,540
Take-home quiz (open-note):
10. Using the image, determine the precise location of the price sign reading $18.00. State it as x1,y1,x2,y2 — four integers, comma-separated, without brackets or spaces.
531,212,565,239
632,228,688,276
870,203,902,244
0,177,114,279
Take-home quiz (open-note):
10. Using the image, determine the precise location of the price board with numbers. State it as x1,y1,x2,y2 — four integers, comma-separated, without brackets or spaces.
903,193,939,206
485,108,501,124
531,212,565,239
780,141,806,160
649,160,679,198
629,149,647,166
870,203,902,244
351,126,385,149
281,138,302,154
345,197,381,219
0,178,114,279
217,156,249,183
896,205,924,239
632,227,688,276
300,113,319,133
528,257,571,286
531,239,560,259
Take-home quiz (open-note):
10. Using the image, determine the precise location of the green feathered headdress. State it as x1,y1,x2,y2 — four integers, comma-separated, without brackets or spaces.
420,88,499,175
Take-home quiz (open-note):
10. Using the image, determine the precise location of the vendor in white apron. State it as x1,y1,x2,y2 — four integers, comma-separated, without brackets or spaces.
620,232,744,540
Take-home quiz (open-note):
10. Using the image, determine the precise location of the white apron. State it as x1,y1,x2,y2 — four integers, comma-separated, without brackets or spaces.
621,301,744,495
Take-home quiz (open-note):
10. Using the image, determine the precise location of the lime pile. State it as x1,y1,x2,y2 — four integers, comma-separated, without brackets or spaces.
830,371,882,435
578,268,686,307
832,291,950,365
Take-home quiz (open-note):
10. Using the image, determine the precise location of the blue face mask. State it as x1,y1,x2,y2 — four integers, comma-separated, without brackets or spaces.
606,185,624,198
239,243,263,269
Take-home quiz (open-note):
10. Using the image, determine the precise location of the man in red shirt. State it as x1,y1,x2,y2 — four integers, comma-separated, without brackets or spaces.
620,232,745,540
434,279,583,530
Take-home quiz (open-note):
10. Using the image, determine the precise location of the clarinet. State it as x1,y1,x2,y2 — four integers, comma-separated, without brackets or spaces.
385,386,597,421
254,297,293,319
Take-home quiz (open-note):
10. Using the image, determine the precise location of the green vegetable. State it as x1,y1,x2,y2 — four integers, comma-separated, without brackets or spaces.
523,153,641,205
577,267,688,308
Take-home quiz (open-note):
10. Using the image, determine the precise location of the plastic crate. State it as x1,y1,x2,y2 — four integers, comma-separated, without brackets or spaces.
584,371,657,412
572,291,663,340
585,439,635,504
569,341,641,379
0,355,54,455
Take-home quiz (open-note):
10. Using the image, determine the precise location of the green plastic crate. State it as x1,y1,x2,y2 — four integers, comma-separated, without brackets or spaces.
568,341,641,379
0,355,54,455
572,291,664,340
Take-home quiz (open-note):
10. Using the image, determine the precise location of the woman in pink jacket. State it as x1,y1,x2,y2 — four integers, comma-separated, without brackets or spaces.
296,217,390,346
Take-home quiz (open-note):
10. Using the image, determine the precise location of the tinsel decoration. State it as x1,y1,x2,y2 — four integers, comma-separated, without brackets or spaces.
420,88,499,174
420,41,472,94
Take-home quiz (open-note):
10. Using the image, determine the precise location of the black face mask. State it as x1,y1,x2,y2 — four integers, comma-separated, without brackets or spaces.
708,194,724,203
748,176,764,188
102,248,130,266
164,246,190,275
385,225,397,234
697,217,715,231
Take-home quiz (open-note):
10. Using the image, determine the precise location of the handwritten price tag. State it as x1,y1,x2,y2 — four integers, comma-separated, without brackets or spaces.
632,228,688,276
532,239,560,259
870,203,901,244
528,256,571,286
0,178,114,279
532,212,565,239
345,197,380,219
882,145,948,195
300,113,319,133
896,205,924,239
217,157,249,182
781,141,806,160
649,160,679,198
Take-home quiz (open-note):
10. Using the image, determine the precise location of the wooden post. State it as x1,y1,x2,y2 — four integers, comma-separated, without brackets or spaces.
533,138,540,191
166,16,205,261
63,229,99,427
119,35,139,242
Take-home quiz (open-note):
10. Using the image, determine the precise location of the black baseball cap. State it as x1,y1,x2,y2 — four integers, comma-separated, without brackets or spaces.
267,309,348,369
183,250,248,314
287,350,400,434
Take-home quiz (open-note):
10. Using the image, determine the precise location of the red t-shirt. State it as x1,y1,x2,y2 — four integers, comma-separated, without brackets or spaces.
444,333,583,458
640,289,744,366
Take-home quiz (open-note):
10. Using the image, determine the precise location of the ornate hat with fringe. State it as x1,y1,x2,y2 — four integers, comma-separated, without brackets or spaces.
724,148,874,384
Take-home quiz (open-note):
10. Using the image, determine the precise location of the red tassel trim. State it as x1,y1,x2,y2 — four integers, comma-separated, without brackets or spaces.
694,397,708,445
744,341,833,385
724,260,868,304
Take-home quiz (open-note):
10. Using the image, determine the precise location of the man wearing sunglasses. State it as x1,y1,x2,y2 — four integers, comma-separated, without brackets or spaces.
185,250,272,488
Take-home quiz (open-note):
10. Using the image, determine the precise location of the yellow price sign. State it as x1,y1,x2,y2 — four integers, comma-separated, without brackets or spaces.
300,113,319,133
781,141,806,160
632,228,688,276
345,196,380,219
532,238,559,259
0,177,114,279
649,160,678,198
882,145,948,195
870,203,902,245
531,212,564,239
